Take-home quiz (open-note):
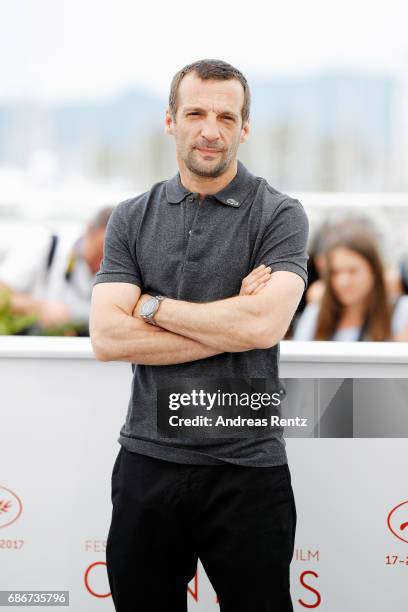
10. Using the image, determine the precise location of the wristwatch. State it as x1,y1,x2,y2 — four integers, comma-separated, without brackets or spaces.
140,295,166,326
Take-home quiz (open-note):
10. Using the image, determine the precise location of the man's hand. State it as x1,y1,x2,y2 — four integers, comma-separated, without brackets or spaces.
239,264,272,296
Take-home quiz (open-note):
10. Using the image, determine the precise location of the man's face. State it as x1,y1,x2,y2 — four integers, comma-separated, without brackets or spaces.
165,72,249,178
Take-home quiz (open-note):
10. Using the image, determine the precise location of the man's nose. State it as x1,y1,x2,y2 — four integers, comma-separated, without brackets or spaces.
200,117,221,142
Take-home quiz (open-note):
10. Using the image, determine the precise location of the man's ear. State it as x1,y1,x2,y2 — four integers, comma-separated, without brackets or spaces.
239,119,250,143
165,109,175,135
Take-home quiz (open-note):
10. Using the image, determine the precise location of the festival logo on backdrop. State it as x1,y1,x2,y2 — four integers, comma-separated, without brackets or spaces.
0,485,23,528
387,501,408,544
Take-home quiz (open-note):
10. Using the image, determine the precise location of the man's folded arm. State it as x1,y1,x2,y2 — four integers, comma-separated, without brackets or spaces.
89,201,230,365
152,270,305,351
90,197,308,361
89,281,227,365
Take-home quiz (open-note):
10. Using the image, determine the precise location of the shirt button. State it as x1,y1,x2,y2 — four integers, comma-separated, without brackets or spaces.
187,196,194,203
188,230,192,235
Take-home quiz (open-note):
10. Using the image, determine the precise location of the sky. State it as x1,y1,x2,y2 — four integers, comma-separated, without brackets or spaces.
2,0,408,104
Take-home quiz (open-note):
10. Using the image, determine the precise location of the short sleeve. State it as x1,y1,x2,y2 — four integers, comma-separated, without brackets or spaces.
253,197,309,288
93,201,143,290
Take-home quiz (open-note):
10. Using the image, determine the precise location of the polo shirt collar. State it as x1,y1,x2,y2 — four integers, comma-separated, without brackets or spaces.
166,172,190,204
165,160,252,208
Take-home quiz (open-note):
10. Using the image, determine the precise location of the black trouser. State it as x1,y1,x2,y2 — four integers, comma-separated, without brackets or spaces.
106,446,297,612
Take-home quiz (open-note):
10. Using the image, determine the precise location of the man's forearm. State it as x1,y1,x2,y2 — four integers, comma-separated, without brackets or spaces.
93,306,225,365
153,294,262,352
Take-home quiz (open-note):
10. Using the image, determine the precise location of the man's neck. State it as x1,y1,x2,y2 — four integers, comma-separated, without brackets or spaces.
178,159,238,199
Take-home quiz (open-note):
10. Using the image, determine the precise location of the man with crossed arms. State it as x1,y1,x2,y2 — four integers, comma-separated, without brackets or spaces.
90,58,309,612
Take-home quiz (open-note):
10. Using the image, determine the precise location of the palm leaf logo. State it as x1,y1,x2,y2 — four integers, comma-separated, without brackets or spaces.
0,499,12,513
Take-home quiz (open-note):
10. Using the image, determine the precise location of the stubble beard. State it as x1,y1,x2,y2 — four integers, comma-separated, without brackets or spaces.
182,141,240,178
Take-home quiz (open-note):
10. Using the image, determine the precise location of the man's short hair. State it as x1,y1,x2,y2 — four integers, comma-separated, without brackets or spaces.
169,59,251,124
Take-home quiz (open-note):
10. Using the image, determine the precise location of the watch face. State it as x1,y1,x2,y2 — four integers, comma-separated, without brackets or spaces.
141,297,157,317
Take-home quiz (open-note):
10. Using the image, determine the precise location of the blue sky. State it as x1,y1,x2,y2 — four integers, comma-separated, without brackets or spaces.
2,0,407,103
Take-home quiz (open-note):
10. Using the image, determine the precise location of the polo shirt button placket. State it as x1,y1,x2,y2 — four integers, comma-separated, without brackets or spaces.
186,195,196,251
188,194,202,237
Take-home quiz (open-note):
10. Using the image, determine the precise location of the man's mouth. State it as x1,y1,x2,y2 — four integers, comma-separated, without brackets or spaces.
195,147,222,155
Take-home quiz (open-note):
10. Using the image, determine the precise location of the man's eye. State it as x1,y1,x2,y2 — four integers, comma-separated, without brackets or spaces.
187,112,200,117
222,116,234,122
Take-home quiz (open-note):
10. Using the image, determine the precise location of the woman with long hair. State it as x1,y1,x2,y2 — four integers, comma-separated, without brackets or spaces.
293,226,408,341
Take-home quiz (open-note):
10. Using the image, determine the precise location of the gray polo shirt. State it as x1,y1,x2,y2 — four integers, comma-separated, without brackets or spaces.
94,160,309,466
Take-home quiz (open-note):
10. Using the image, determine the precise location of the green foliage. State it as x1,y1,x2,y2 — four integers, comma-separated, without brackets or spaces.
0,286,88,336
0,286,39,335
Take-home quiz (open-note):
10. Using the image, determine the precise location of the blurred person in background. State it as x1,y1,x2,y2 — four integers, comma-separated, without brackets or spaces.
284,220,328,338
0,206,113,335
285,212,400,339
303,213,403,308
292,225,408,341
398,250,408,295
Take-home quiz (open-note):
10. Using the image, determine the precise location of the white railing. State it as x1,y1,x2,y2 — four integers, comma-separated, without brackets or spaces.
1,336,407,373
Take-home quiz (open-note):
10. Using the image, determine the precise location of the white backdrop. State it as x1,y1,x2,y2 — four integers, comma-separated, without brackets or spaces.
1,338,407,611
